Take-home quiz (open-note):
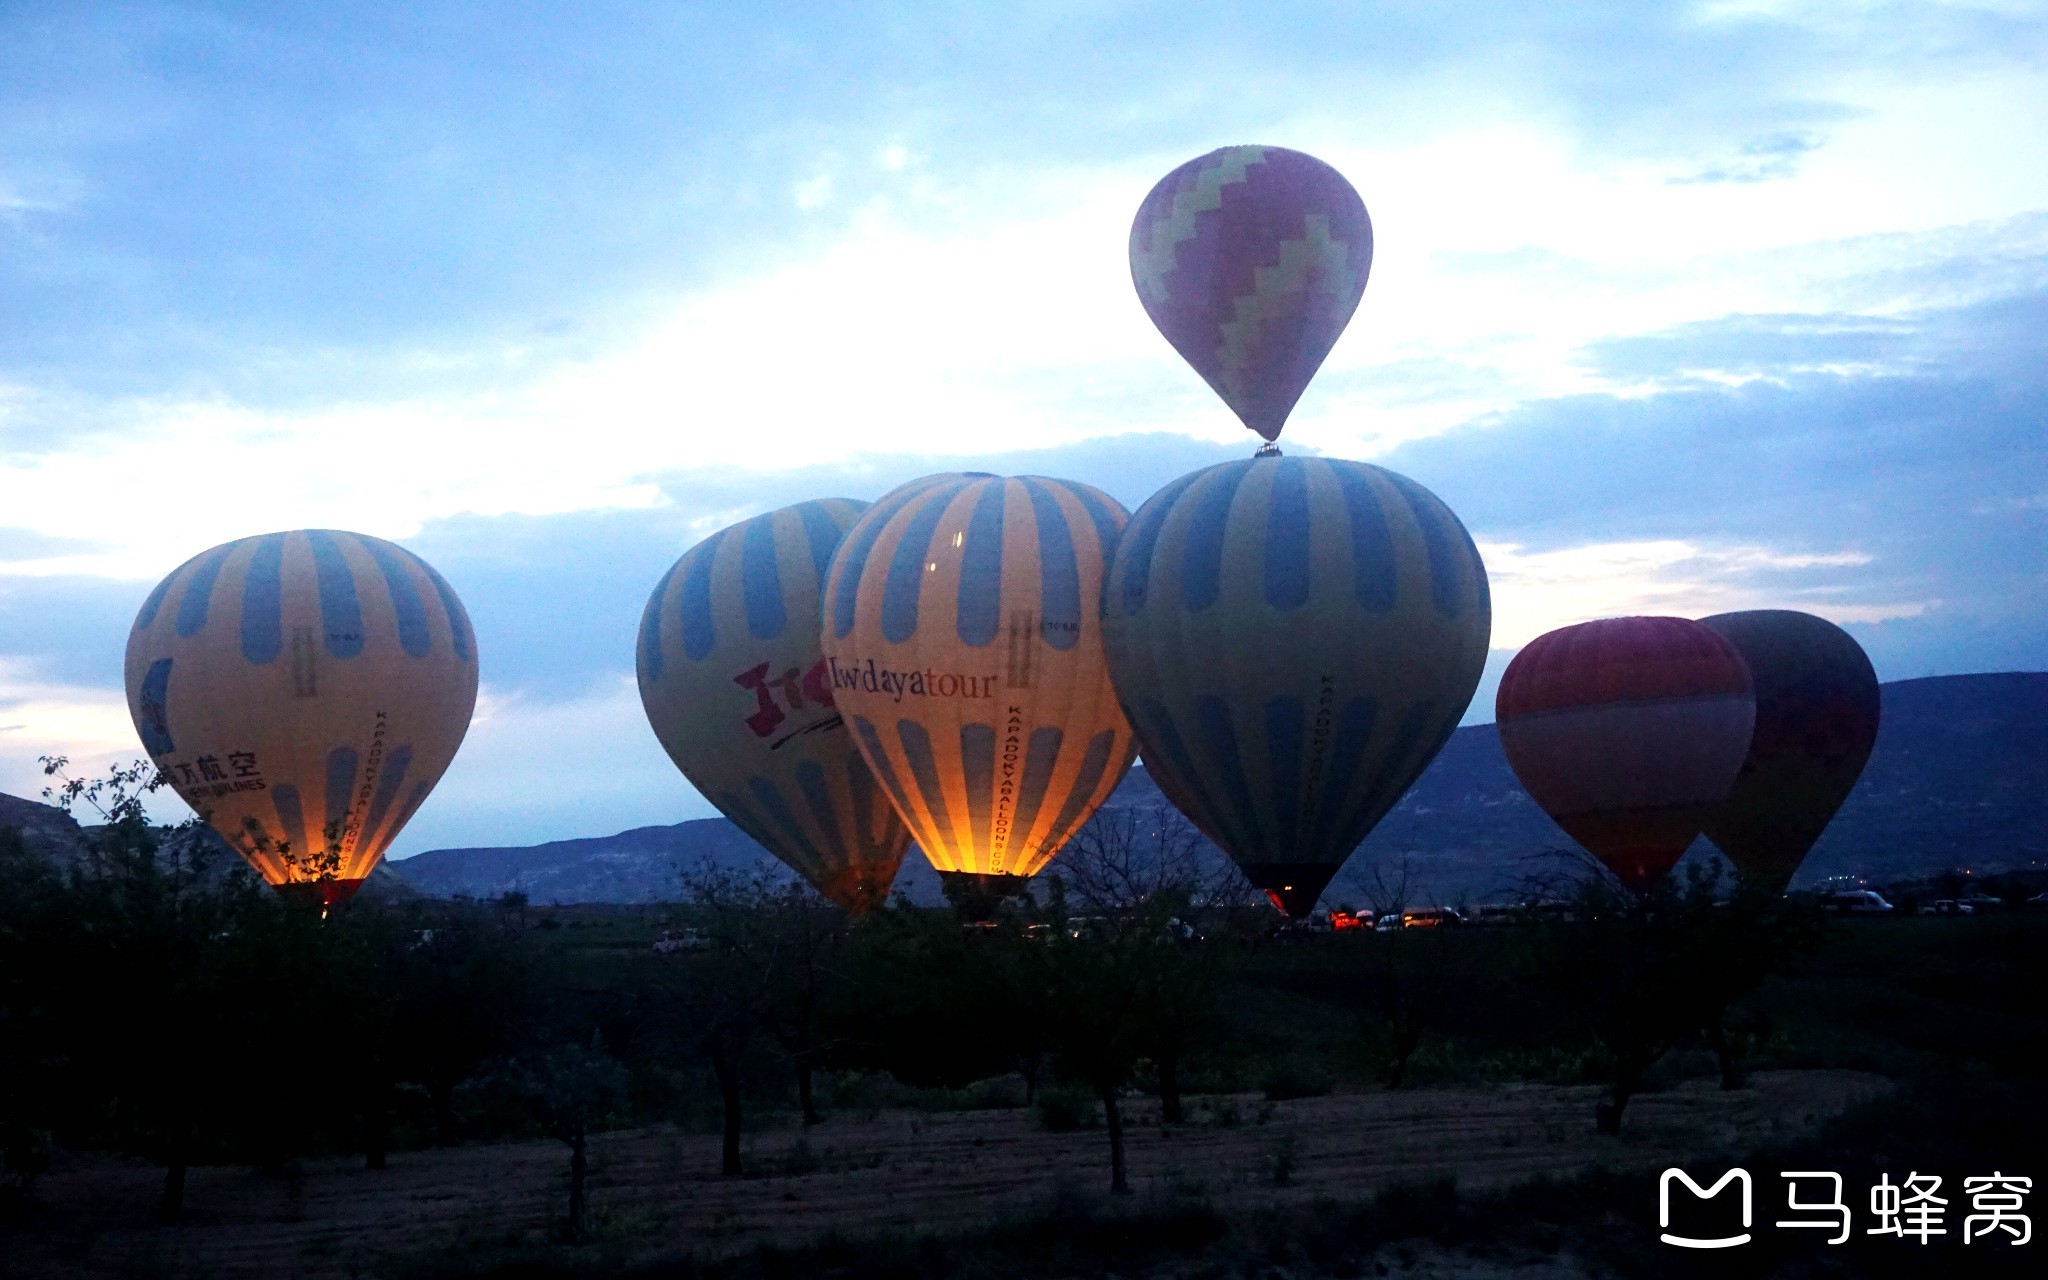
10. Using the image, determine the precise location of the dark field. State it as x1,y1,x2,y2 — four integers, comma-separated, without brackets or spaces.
5,905,2044,1280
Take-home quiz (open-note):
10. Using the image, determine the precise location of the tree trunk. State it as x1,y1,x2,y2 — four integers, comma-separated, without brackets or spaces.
797,1059,820,1127
1598,1058,1643,1135
1018,1051,1042,1105
1099,1084,1129,1195
567,1128,588,1244
1707,1020,1745,1091
1158,1050,1182,1125
713,1051,744,1177
1387,1021,1421,1090
158,1156,187,1222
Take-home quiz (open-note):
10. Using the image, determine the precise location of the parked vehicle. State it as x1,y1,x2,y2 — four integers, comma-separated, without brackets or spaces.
1819,890,1895,916
1399,907,1466,929
1957,893,2004,913
1329,909,1368,933
1920,899,1974,917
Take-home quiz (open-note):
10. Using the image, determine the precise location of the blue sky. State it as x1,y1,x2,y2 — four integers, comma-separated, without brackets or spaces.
3,1,2044,853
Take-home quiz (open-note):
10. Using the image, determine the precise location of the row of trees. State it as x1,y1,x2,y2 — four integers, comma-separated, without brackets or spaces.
2,762,1822,1237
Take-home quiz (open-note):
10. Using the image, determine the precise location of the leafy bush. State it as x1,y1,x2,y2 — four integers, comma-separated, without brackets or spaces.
1033,1080,1099,1132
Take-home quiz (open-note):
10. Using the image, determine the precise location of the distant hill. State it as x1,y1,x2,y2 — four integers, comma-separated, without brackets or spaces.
379,672,2047,907
17,673,2034,908
0,790,417,899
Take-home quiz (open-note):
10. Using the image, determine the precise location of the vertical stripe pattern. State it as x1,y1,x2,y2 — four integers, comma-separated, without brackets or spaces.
123,530,479,903
822,473,1137,880
638,499,911,912
1101,455,1491,915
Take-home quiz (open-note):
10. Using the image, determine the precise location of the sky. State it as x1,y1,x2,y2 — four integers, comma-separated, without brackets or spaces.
3,1,2044,854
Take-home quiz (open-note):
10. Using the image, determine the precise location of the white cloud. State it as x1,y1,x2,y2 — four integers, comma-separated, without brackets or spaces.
0,658,155,811
794,173,835,209
1480,536,1922,647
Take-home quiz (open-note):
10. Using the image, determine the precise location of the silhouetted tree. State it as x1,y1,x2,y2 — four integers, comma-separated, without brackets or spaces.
0,823,64,1211
755,881,848,1126
471,1038,628,1243
660,864,784,1176
1054,802,1249,1124
1346,854,1465,1088
1535,857,1817,1133
39,756,270,1219
385,902,537,1146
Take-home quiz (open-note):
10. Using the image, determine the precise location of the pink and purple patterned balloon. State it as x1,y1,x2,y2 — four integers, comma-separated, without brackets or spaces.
1129,145,1373,442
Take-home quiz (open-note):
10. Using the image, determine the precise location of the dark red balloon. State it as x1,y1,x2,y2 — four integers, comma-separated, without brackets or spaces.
1699,610,1880,892
1497,617,1755,894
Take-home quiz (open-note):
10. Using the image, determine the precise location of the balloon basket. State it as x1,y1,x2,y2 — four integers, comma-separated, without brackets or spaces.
274,877,366,915
1239,865,1336,919
937,871,1030,923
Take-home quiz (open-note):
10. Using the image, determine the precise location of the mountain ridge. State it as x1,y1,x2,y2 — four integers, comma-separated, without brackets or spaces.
383,671,2048,906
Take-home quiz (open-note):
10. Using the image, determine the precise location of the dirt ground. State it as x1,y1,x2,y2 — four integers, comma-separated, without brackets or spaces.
1,1069,1891,1279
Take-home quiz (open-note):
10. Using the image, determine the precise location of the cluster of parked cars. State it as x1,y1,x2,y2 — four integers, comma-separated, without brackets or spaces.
1814,887,2048,916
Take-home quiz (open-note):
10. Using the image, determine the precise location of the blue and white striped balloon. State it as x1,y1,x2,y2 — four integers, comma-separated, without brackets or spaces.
125,530,478,905
1102,454,1491,916
821,473,1136,892
638,499,912,911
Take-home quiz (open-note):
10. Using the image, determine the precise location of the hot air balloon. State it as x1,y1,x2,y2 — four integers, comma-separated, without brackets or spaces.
1699,610,1880,893
638,499,912,912
1102,455,1491,916
821,473,1135,911
124,530,479,907
1130,145,1372,443
1495,617,1755,896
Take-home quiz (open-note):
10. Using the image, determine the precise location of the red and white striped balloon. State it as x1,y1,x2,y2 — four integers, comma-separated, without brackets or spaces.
1495,616,1755,894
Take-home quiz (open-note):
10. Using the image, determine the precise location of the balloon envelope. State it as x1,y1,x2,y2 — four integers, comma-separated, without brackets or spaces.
1495,617,1754,895
1699,610,1880,892
821,474,1135,898
638,499,912,912
125,530,479,906
1130,145,1372,442
1102,456,1491,916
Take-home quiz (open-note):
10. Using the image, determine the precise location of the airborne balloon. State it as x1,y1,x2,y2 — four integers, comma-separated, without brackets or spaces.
638,499,912,912
1699,610,1880,893
821,473,1135,908
1496,617,1755,895
1102,455,1491,916
1130,145,1372,443
125,530,479,907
